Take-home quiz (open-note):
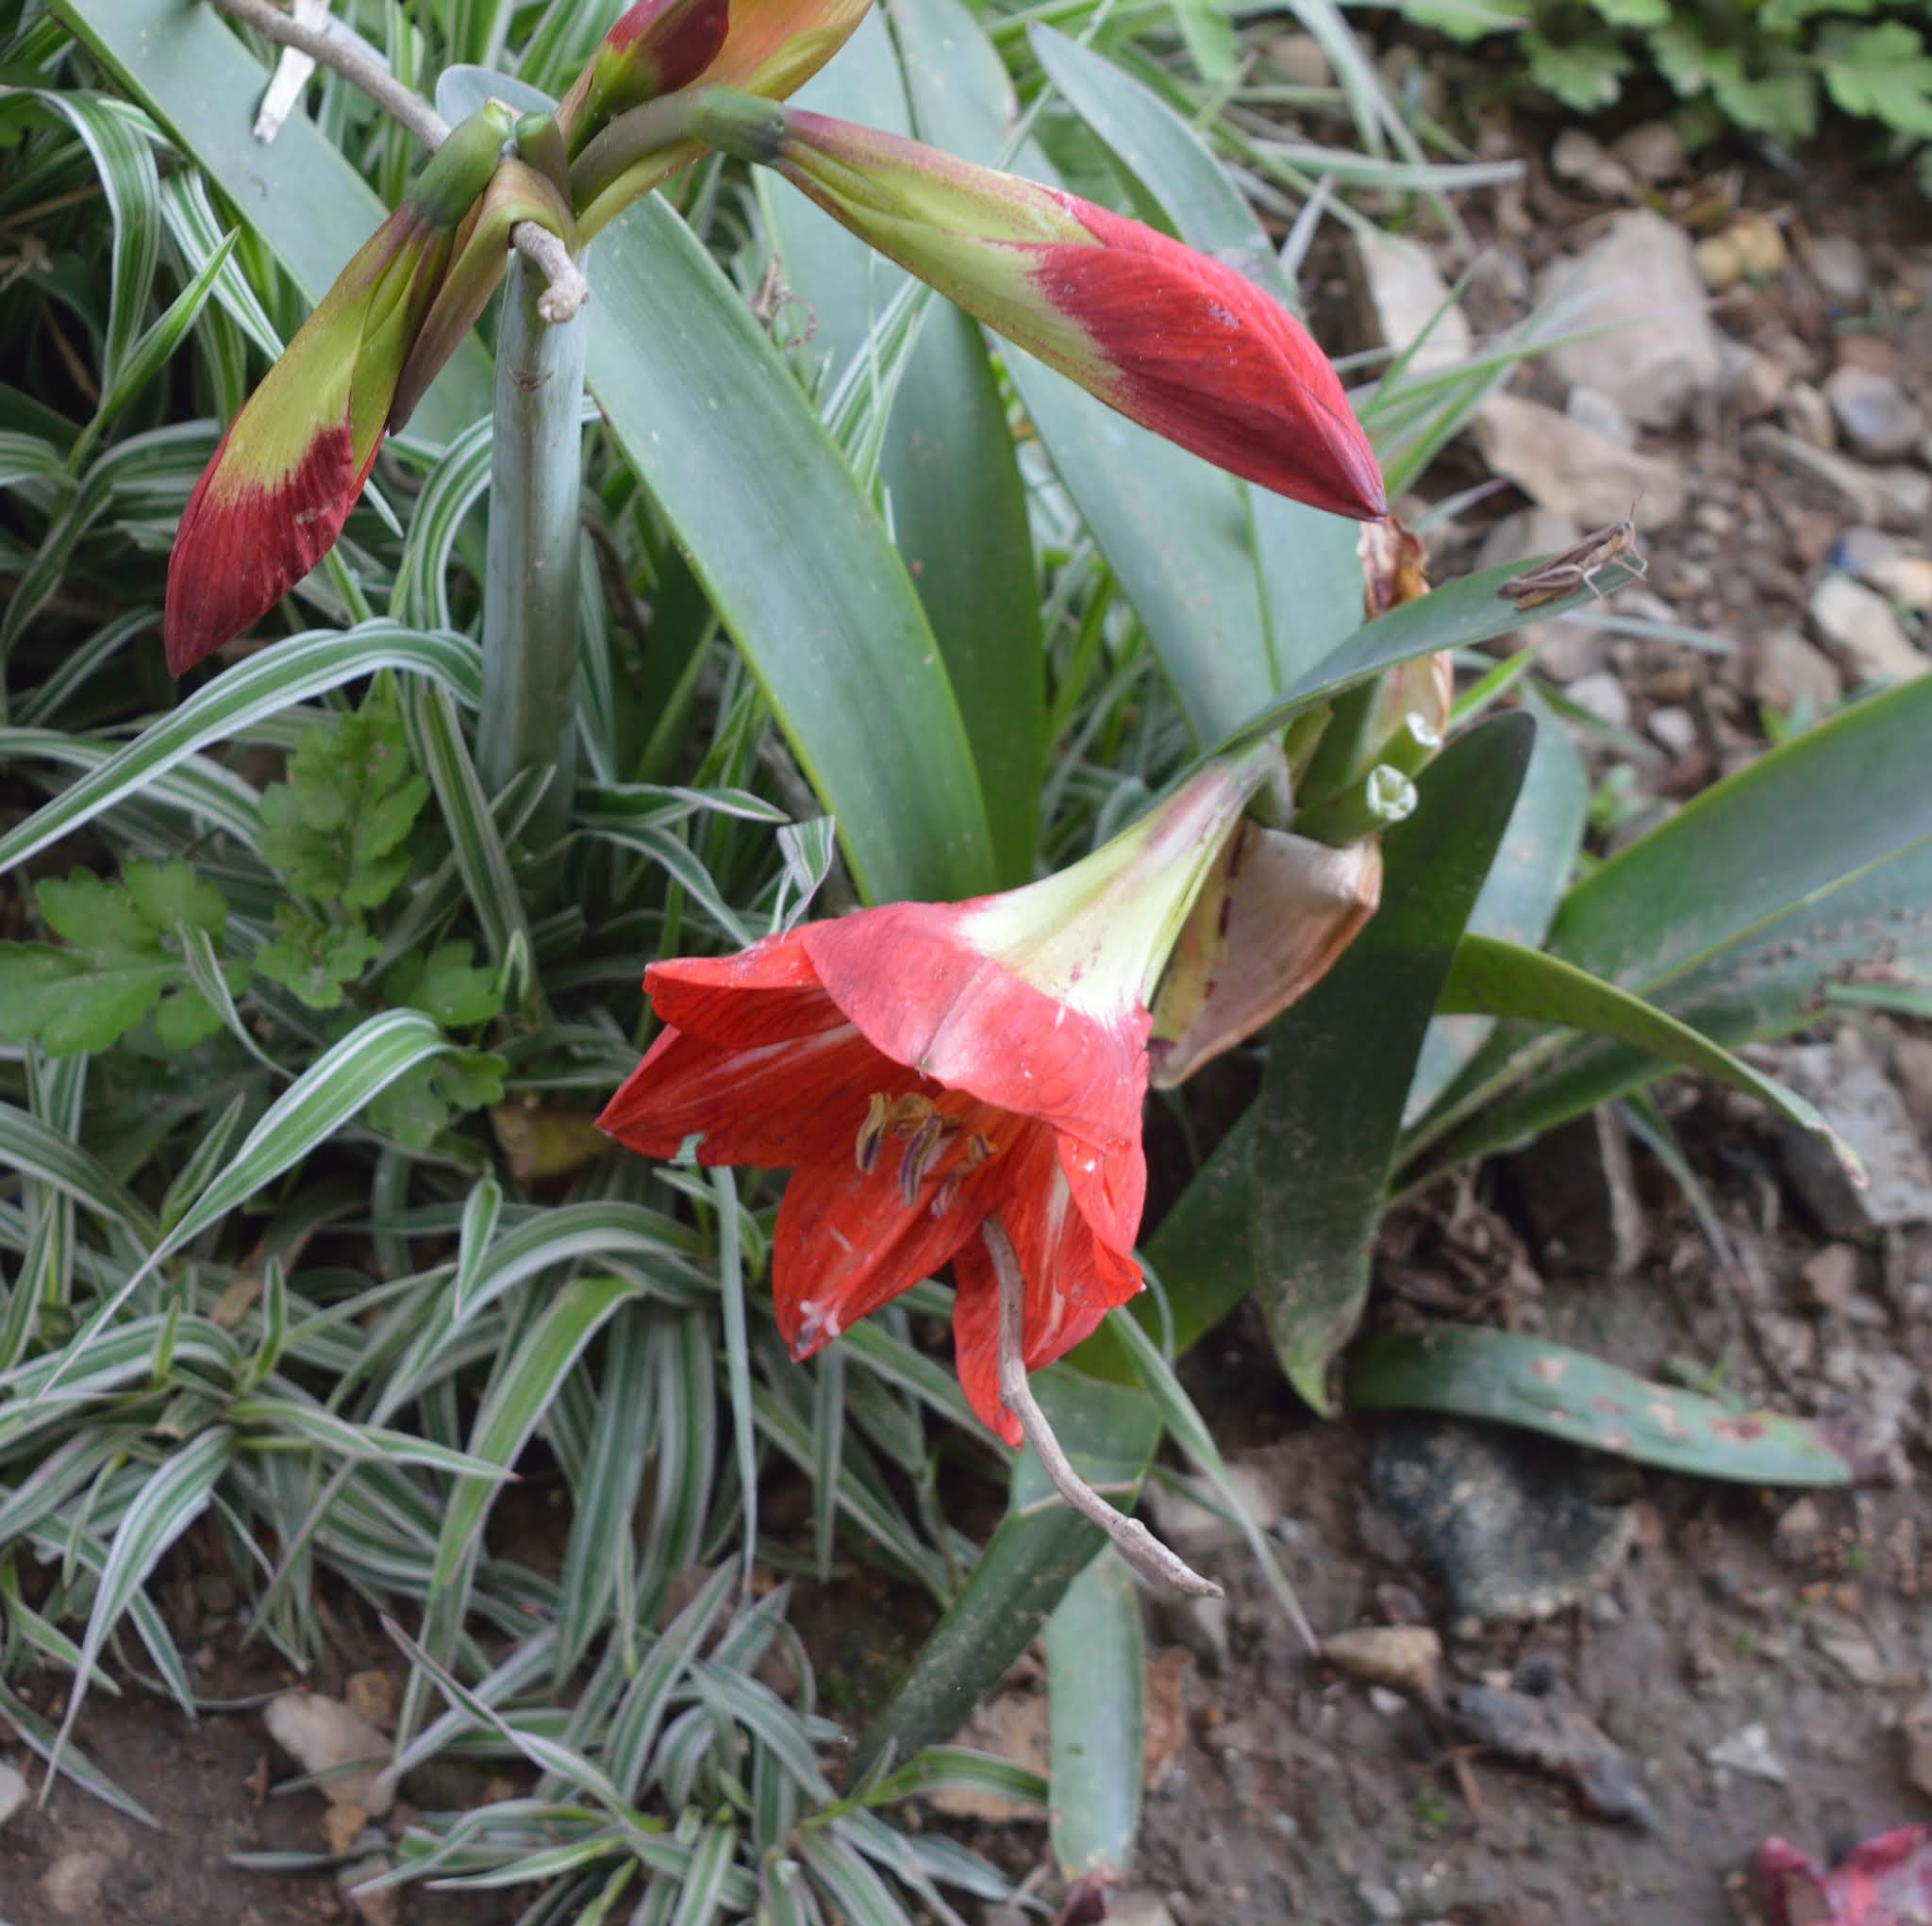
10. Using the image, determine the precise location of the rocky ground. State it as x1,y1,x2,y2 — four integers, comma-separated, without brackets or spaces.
5,72,1932,1926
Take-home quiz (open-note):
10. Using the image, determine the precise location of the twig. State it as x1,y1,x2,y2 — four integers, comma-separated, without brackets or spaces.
984,1215,1222,1600
210,0,587,324
510,221,590,323
212,0,448,149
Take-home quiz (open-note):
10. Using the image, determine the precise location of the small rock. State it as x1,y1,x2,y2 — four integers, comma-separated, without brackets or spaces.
1540,209,1724,428
1892,1036,1932,1127
1695,213,1788,292
1708,1722,1789,1785
338,1847,402,1926
1368,1419,1637,1626
1744,423,1932,531
1609,120,1686,182
323,1801,372,1856
1774,1496,1824,1556
1807,232,1871,307
1552,128,1637,199
1781,381,1838,451
1566,382,1637,447
1324,1625,1442,1699
1903,1727,1932,1802
264,1691,395,1817
1357,1880,1405,1922
1810,1615,1890,1687
1799,1244,1859,1315
1647,706,1698,755
1836,333,1899,377
1262,30,1330,88
1824,364,1927,461
1723,341,1793,420
344,1669,397,1733
1144,1458,1289,1557
1567,671,1633,732
0,1760,27,1828
1473,392,1685,527
1835,527,1932,612
1809,573,1926,683
1107,1895,1180,1926
40,1850,112,1918
1779,1035,1932,1233
1348,227,1470,374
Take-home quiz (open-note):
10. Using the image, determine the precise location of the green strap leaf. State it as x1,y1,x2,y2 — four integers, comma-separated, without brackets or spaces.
582,196,996,905
1257,714,1534,1412
1044,1552,1142,1884
1346,1325,1854,1486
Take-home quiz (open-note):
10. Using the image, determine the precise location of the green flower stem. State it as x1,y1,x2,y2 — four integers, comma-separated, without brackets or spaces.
568,91,712,219
1296,764,1416,847
1296,672,1383,811
478,247,587,855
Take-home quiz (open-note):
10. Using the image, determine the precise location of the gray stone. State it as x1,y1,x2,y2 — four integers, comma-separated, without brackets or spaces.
1809,572,1926,683
1708,1722,1789,1785
1567,670,1634,732
1721,341,1792,420
1565,382,1637,447
1781,380,1837,450
1743,424,1932,532
1143,1456,1289,1558
1824,364,1927,462
1647,706,1698,755
1609,119,1686,183
1807,232,1872,307
0,1761,25,1829
1367,1418,1638,1626
1780,1036,1932,1235
1473,392,1684,528
1348,227,1470,374
40,1851,111,1919
1538,209,1724,428
1154,1589,1231,1675
264,1691,395,1816
1753,627,1844,716
1551,128,1636,199
1107,1897,1181,1926
1262,30,1330,87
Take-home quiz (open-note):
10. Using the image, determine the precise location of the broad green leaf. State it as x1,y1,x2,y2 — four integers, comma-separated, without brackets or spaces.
1440,935,1860,1180
1257,715,1533,1412
0,860,237,1055
1044,1553,1141,1883
1822,23,1932,137
583,197,995,905
1347,1326,1854,1486
49,0,491,442
852,1370,1161,1781
1404,675,1932,1183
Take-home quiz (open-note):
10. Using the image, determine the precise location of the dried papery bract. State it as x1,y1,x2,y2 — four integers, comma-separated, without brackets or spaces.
689,92,1386,517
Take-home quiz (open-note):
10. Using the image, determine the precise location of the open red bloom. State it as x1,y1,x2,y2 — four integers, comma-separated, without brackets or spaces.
599,755,1276,1439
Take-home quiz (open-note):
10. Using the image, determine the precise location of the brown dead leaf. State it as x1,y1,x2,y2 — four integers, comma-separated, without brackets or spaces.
1141,1649,1192,1791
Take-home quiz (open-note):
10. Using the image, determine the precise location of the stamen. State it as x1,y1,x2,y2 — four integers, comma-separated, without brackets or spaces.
897,1111,951,1207
854,1092,891,1174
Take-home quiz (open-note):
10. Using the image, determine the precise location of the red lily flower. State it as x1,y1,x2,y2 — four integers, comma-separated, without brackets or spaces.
1759,1826,1932,1926
691,95,1385,517
598,753,1277,1439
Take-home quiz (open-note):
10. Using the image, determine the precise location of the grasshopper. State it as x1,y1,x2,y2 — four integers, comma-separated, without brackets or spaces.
1498,512,1647,611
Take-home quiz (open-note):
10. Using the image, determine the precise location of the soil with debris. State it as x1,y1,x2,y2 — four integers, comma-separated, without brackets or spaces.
5,98,1932,1926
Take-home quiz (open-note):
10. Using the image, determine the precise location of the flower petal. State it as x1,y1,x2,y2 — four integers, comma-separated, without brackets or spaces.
949,1128,1143,1444
596,1018,899,1169
771,1100,1024,1359
802,905,1146,1151
641,926,846,1047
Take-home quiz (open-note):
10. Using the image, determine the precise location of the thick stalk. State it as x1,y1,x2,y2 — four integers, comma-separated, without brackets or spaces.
479,249,587,852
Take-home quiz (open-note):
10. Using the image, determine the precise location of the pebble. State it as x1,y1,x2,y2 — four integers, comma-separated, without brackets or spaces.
1473,393,1685,527
0,1760,26,1828
1348,227,1470,374
1695,213,1787,291
1144,1458,1289,1558
1809,573,1926,683
1781,381,1838,451
1357,1880,1405,1922
1780,1035,1932,1233
1155,1589,1231,1675
1807,231,1871,307
1565,382,1637,447
1262,30,1330,87
1567,671,1634,732
338,1846,403,1926
1647,706,1698,755
40,1850,111,1918
1743,424,1932,531
1540,209,1724,429
1551,127,1636,198
1609,119,1686,182
1824,364,1927,461
263,1691,396,1816
1708,1722,1789,1785
1324,1625,1442,1697
1722,341,1792,420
